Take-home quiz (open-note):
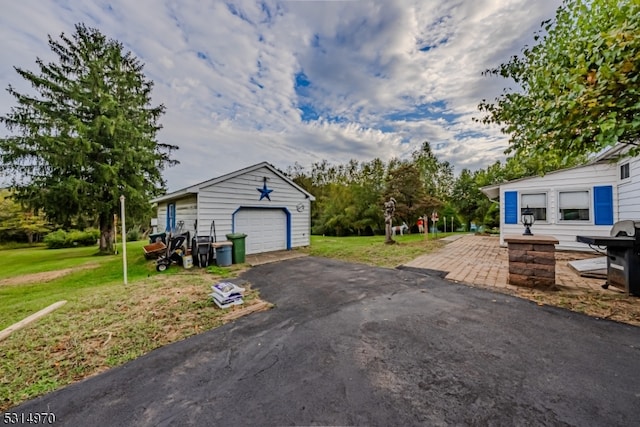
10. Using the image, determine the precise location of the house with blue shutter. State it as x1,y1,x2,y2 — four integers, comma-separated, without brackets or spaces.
481,144,640,251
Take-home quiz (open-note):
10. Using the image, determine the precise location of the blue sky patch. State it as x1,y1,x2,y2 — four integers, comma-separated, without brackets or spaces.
419,37,449,52
386,101,460,123
294,72,310,88
454,130,485,140
299,104,319,122
378,124,396,133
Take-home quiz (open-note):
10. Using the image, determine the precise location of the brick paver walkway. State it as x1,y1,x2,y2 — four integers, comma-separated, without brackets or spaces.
405,235,606,293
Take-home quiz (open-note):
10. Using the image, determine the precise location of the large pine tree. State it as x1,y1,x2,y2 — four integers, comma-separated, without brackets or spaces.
0,23,178,253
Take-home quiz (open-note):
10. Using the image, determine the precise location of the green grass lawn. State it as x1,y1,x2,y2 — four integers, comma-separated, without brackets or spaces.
304,232,458,267
0,240,252,410
0,241,171,329
0,245,113,280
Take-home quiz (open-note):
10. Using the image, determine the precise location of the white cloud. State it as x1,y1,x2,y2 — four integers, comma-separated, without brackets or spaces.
0,0,562,190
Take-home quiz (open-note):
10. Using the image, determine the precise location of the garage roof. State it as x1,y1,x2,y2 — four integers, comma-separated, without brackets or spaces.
151,161,315,204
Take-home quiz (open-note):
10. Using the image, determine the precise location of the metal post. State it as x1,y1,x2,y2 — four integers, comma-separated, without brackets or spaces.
113,214,118,254
120,195,127,285
424,215,428,240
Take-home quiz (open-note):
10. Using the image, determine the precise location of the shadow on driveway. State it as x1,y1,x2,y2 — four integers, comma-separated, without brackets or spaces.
11,257,640,426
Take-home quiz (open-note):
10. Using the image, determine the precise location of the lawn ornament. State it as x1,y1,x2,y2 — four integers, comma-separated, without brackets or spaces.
384,197,397,244
392,222,409,236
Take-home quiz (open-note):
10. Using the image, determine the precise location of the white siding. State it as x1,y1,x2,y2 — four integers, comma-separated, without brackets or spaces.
197,166,311,250
155,196,197,234
153,164,312,254
618,157,640,221
499,163,618,251
235,208,287,254
157,203,167,232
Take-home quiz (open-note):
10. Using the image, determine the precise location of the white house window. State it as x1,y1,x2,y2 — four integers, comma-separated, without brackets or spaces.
559,190,590,221
620,163,630,180
521,193,547,221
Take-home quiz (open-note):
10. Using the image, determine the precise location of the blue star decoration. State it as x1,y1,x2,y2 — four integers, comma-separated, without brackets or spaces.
257,179,273,201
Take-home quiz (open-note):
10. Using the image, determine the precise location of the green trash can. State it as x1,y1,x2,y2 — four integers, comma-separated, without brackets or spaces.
226,233,247,264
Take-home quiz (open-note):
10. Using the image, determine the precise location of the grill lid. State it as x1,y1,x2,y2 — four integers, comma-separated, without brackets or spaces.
610,220,640,238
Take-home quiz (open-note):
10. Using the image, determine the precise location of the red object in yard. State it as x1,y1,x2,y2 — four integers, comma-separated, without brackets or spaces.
143,241,166,259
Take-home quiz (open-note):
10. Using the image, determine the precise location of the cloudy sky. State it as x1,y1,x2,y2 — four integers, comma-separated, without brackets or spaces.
0,0,562,191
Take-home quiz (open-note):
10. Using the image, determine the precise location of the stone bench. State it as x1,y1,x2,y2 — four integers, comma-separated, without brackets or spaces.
503,235,559,289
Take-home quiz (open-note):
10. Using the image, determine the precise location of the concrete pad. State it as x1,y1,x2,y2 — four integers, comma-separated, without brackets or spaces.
246,250,308,266
568,257,607,279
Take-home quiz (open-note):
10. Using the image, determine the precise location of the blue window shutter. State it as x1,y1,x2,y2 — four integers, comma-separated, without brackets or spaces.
166,203,176,231
504,191,518,224
593,186,613,225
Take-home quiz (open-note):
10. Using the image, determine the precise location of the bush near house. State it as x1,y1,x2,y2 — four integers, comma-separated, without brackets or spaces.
43,229,100,249
126,228,142,242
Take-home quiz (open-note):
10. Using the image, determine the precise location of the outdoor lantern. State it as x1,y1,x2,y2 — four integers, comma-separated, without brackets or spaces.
522,205,535,236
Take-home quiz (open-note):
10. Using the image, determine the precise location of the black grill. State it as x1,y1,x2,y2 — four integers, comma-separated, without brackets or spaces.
577,220,640,296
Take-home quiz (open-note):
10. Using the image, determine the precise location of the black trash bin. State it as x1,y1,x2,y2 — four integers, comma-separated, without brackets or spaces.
226,233,247,264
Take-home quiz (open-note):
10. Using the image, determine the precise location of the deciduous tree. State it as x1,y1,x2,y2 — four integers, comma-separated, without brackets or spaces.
478,0,640,161
0,189,50,243
385,161,441,226
451,169,482,231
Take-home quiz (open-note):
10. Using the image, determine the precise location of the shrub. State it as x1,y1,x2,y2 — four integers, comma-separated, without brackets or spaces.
44,229,99,249
126,229,141,242
43,230,68,249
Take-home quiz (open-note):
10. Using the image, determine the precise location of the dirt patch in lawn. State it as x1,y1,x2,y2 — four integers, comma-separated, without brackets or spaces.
511,287,640,327
0,264,100,287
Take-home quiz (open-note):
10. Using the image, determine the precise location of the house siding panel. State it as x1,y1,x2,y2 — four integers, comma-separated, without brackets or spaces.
499,163,618,251
155,197,197,233
618,157,640,221
161,166,311,252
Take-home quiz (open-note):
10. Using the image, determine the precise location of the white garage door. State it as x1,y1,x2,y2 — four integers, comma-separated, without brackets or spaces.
234,208,287,254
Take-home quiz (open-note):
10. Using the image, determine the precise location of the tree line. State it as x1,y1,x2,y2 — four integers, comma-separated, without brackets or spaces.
286,140,589,237
287,142,476,236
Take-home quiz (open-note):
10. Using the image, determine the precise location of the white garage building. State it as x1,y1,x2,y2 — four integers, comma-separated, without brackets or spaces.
151,162,315,255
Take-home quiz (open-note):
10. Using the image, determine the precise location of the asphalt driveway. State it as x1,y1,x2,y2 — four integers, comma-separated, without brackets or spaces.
9,257,640,426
